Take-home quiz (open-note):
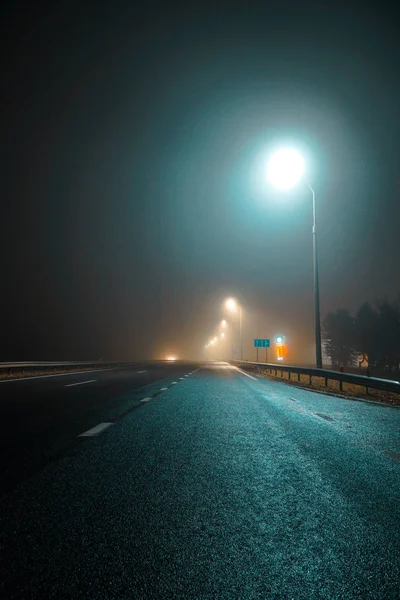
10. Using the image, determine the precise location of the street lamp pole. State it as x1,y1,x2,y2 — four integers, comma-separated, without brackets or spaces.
266,148,323,369
309,184,322,368
239,306,243,361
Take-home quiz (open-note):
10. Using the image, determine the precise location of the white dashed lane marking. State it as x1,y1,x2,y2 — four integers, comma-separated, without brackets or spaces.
78,423,113,437
65,379,97,387
137,370,147,374
140,397,152,403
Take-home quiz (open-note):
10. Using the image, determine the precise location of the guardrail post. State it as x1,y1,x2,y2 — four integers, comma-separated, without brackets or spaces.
298,373,300,382
339,380,343,392
309,374,312,385
325,377,328,387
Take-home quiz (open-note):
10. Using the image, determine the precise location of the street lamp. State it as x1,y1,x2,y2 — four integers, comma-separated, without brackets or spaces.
267,147,322,368
224,297,243,360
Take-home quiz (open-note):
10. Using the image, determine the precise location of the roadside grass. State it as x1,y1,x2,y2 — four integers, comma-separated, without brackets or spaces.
0,366,107,381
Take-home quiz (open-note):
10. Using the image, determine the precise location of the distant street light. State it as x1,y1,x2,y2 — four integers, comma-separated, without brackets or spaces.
267,147,322,368
224,297,243,360
221,332,225,338
221,319,227,328
225,298,237,311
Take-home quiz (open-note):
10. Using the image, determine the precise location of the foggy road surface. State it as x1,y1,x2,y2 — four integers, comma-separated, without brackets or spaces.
0,362,399,599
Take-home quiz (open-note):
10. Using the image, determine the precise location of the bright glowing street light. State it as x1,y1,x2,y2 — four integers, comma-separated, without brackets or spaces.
221,332,225,338
224,297,243,360
221,319,227,328
267,148,305,190
267,147,322,368
225,298,237,311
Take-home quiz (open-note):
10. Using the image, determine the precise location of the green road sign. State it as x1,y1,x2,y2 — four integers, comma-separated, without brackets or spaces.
254,339,270,348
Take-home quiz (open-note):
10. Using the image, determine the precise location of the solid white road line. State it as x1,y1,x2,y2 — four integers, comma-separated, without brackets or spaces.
140,397,152,403
235,367,257,381
0,368,118,384
78,423,113,437
65,379,97,387
137,370,147,373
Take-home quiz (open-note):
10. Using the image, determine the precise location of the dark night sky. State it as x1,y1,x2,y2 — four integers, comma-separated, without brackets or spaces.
1,1,400,362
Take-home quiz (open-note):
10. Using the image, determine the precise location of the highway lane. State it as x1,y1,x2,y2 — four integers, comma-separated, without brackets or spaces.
0,361,200,496
0,362,399,599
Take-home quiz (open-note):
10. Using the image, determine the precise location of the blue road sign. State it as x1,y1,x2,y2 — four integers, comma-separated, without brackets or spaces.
254,339,270,348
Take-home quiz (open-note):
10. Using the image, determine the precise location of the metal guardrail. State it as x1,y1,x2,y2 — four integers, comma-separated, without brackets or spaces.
0,361,133,377
231,360,400,396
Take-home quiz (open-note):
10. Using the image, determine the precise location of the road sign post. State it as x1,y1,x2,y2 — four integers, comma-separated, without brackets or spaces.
254,339,270,363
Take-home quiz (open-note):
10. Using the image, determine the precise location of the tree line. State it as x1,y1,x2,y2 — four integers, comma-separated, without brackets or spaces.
323,299,400,375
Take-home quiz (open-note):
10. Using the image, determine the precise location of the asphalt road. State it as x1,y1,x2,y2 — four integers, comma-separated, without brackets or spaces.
0,361,198,496
0,362,399,599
